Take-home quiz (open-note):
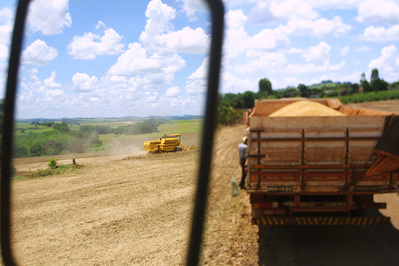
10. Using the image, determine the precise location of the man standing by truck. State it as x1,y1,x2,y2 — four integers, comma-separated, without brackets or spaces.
238,137,247,189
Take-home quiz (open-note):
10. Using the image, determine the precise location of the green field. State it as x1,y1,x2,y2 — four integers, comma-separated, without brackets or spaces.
99,119,202,144
147,119,202,135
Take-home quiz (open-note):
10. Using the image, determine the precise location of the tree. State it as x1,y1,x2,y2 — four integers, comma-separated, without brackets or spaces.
298,83,309,97
360,72,371,92
217,96,242,125
53,122,70,133
371,68,379,82
281,87,300,98
48,159,57,169
351,83,360,94
241,91,256,108
372,78,388,91
360,72,366,81
258,78,272,97
370,68,388,91
44,122,54,127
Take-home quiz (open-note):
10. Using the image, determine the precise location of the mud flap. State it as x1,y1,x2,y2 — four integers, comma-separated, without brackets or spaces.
252,216,391,226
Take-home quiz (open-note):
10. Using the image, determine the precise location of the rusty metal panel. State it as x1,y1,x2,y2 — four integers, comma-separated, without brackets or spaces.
250,116,387,130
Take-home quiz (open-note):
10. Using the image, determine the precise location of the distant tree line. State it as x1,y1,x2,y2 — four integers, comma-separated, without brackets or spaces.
217,68,399,125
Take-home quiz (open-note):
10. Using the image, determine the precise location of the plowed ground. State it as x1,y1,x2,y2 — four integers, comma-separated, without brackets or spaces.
10,100,399,265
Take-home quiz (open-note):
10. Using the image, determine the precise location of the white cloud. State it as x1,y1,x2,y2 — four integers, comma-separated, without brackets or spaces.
356,0,399,25
305,0,363,10
139,0,208,55
288,47,304,54
285,61,345,74
108,43,159,75
248,1,272,24
185,79,206,96
234,52,287,75
20,70,165,117
22,39,58,66
287,16,351,38
0,7,12,22
278,76,304,89
368,45,399,80
19,70,65,110
220,70,257,94
270,0,319,21
247,26,290,55
223,0,258,8
185,57,208,95
157,26,210,54
0,7,13,60
68,25,124,60
180,0,208,20
44,71,61,88
226,9,247,29
165,86,180,97
224,10,248,58
381,45,397,57
302,41,331,62
361,25,399,41
189,56,208,80
108,42,185,89
0,43,8,61
72,73,98,92
249,0,319,24
341,46,350,55
96,21,106,30
142,91,160,107
27,0,72,35
355,45,372,52
140,0,176,52
309,70,363,85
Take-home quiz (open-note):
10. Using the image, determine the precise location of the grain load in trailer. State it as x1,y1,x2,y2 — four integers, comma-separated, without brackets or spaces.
245,98,399,225
269,100,345,117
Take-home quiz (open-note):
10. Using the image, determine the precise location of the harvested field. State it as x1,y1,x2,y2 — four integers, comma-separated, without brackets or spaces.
12,151,198,265
9,100,399,265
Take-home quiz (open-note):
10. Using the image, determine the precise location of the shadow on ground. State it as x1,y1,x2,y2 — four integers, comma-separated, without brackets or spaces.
258,222,399,266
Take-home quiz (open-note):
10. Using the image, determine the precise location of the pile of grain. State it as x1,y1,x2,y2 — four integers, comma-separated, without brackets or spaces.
269,101,345,117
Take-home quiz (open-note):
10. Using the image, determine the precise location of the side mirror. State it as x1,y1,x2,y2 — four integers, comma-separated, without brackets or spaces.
1,1,224,265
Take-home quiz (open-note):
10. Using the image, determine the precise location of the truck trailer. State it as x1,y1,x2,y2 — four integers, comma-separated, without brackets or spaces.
245,98,399,225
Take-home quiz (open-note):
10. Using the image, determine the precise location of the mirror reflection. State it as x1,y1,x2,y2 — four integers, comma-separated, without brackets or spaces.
4,0,209,264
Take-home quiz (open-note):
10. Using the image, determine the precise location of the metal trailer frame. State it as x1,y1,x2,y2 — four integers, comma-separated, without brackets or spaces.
0,1,224,265
245,101,399,226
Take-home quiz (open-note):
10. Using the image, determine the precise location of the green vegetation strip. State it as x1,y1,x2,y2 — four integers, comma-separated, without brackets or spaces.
339,90,399,104
13,164,79,181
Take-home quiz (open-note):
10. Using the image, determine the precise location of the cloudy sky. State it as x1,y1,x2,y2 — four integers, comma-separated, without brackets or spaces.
1,0,399,119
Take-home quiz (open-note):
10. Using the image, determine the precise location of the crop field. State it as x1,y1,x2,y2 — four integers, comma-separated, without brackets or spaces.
9,101,399,265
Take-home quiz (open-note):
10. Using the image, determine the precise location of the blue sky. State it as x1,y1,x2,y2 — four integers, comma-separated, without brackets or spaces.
1,0,399,119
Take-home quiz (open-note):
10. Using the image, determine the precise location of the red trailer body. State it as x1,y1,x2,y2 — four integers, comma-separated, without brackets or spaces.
245,99,399,225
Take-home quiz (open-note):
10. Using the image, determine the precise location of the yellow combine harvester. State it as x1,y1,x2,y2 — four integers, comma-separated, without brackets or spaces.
144,134,196,153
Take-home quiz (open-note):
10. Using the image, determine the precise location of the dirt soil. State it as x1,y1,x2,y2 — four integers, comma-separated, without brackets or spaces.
10,100,399,265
